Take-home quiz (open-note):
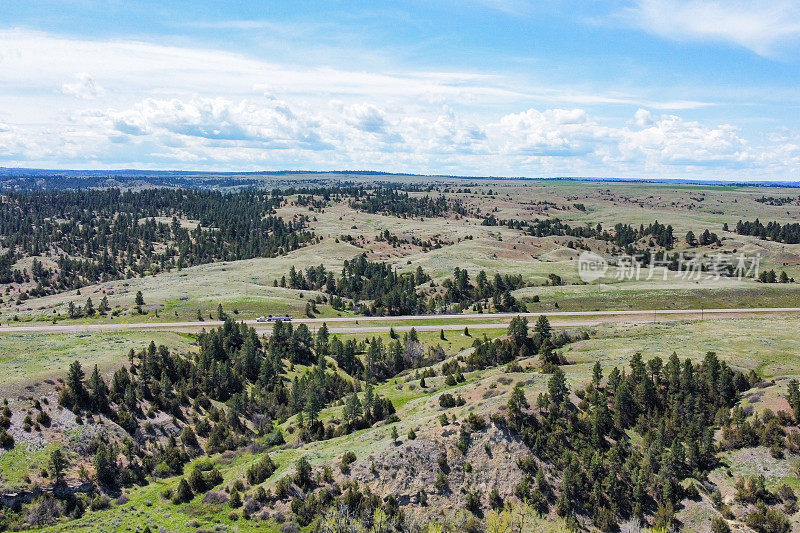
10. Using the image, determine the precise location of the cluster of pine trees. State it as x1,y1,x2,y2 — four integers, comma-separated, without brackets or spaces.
502,351,757,531
284,256,526,316
443,267,525,312
374,229,454,251
284,256,430,315
348,188,466,218
468,315,581,371
483,216,678,250
53,316,394,490
736,219,800,244
685,229,720,246
0,189,313,289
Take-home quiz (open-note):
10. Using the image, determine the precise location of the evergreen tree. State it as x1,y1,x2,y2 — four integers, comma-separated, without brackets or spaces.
88,364,109,412
50,447,68,483
67,360,86,406
507,384,530,421
534,315,552,340
787,379,800,422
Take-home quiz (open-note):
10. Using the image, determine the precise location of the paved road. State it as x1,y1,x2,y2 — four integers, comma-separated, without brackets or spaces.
0,307,798,335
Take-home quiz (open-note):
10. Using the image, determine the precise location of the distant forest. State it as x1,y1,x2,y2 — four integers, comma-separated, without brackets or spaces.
0,189,313,292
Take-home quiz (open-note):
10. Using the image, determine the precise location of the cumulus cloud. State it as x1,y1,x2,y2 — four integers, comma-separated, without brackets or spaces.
0,29,795,177
622,0,800,56
66,96,764,174
101,97,331,150
61,73,104,100
618,113,750,167
344,104,388,134
489,108,612,156
633,108,654,128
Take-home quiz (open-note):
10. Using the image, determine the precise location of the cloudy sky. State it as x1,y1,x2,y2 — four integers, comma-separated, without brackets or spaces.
1,1,799,179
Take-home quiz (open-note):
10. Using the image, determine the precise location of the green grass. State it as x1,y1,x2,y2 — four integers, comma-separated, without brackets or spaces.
517,282,800,313
0,441,60,489
0,331,196,395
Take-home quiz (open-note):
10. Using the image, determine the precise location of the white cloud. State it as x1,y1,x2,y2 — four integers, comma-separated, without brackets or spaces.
62,73,104,100
489,108,612,156
623,0,800,56
344,104,388,134
633,108,654,128
0,29,795,178
618,113,750,168
62,96,762,175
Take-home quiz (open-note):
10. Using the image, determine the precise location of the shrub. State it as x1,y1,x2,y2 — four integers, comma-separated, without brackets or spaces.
489,488,503,510
207,467,223,488
465,412,486,432
434,470,448,492
189,467,207,493
439,393,456,408
465,490,482,515
711,516,731,533
89,495,111,511
229,488,242,508
517,455,537,474
746,503,790,533
275,476,292,499
0,429,14,448
26,496,62,526
593,506,616,532
246,454,277,485
173,478,194,503
340,451,357,473
36,410,51,426
153,462,171,478
437,454,449,472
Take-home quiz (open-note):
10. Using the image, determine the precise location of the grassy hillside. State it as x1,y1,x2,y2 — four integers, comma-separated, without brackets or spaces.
2,178,800,532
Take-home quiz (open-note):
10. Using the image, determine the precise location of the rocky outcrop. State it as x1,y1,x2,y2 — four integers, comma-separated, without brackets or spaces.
0,481,94,509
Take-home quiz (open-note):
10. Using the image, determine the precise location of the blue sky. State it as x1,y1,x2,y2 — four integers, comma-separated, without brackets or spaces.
0,0,799,179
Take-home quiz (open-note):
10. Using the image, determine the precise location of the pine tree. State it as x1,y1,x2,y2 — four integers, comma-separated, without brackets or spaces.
88,364,109,412
787,379,800,422
173,478,193,503
50,448,68,483
534,315,551,340
315,322,329,354
548,368,568,407
343,393,362,429
507,384,530,421
295,456,312,489
592,361,603,387
67,360,86,406
508,316,528,346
